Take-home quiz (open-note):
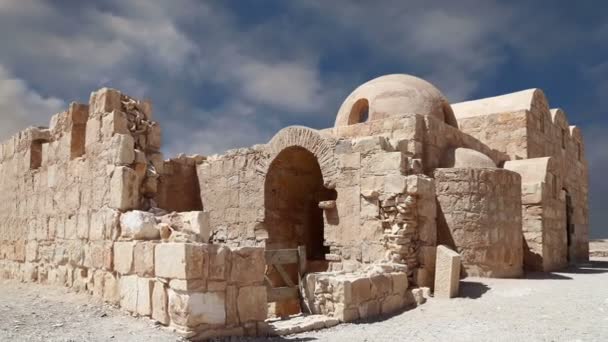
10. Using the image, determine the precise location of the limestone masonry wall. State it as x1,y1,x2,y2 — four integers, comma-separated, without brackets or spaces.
453,89,589,269
434,168,523,277
0,88,269,339
0,74,592,338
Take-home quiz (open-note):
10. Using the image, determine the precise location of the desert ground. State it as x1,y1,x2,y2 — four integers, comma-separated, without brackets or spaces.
1,258,607,342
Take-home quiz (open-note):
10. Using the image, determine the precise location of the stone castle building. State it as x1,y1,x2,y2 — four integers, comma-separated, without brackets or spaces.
0,74,589,338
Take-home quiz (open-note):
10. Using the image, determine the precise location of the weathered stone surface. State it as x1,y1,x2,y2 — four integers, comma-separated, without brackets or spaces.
119,275,138,312
154,243,205,280
133,242,155,277
237,286,267,322
168,289,226,327
0,79,591,339
114,241,134,275
109,166,139,211
120,211,160,240
137,277,154,316
229,247,264,285
152,281,169,325
434,245,460,299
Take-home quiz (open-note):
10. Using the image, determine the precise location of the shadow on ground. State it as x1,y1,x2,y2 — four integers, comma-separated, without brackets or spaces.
459,280,491,299
516,259,608,280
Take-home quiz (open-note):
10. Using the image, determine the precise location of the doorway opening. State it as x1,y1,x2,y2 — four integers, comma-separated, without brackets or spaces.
264,146,336,316
564,189,574,263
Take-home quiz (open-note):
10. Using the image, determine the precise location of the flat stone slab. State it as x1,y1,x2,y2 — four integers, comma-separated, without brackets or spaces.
267,314,340,336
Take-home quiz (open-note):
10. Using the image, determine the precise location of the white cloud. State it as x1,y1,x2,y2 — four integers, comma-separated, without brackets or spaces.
232,60,323,112
0,64,64,140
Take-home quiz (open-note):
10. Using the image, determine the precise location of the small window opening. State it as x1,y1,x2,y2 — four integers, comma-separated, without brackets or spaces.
30,140,43,169
577,143,582,161
540,114,545,133
348,98,369,125
561,129,567,149
70,123,86,159
552,175,558,199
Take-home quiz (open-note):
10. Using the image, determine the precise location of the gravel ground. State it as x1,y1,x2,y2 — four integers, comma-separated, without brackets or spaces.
1,258,607,342
0,280,183,342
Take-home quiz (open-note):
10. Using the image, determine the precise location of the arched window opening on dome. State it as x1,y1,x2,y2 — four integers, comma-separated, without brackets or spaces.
348,98,369,125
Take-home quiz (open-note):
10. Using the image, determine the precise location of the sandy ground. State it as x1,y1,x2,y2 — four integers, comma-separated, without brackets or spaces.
1,258,607,342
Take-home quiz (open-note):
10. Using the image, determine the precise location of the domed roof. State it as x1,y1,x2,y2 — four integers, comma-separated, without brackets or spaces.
441,147,496,168
335,74,458,128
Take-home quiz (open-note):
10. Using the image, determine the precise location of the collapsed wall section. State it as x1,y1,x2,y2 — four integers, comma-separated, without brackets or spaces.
0,88,269,339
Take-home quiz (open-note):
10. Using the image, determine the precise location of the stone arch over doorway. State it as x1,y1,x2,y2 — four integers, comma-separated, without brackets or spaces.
262,138,338,316
264,145,336,260
264,126,339,189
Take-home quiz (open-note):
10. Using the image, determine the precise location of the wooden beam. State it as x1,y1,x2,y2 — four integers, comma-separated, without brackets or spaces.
297,245,307,276
274,264,295,287
265,249,299,265
267,287,299,302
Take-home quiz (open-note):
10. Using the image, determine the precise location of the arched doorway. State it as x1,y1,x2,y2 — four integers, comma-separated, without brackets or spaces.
264,146,336,316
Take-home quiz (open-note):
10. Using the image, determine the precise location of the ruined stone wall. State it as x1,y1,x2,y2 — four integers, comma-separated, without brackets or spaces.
303,264,417,322
0,88,269,339
197,122,438,288
197,146,268,246
434,168,523,277
156,156,204,213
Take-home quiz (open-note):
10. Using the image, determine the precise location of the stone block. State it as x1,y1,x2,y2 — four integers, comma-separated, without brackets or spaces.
133,241,155,277
381,294,405,315
152,281,169,325
358,300,380,319
229,247,265,285
88,241,113,270
103,272,120,304
137,278,154,317
109,166,139,211
25,241,38,262
119,275,138,313
155,243,205,279
237,286,268,322
209,245,231,280
92,270,105,299
114,241,134,275
102,111,130,137
120,210,159,240
390,272,408,295
362,152,406,176
90,88,122,114
434,245,460,299
334,303,359,322
383,174,407,194
168,289,226,328
111,134,135,165
169,279,206,292
351,277,372,305
178,211,211,242
89,208,120,241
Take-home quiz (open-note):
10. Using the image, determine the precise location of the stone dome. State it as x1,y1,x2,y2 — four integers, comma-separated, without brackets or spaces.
335,74,458,128
441,147,496,168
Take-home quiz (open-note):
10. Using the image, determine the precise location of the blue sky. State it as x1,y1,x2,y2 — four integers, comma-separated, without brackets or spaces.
0,0,606,237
